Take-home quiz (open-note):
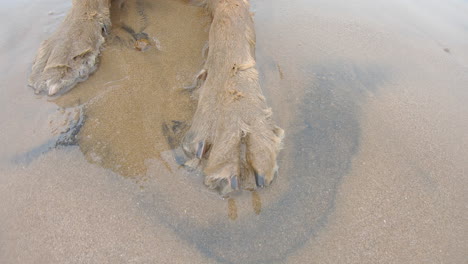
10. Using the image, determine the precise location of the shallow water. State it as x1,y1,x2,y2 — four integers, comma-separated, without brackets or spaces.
1,0,467,263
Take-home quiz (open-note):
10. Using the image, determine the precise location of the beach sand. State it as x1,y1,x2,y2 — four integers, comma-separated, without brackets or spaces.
0,0,467,263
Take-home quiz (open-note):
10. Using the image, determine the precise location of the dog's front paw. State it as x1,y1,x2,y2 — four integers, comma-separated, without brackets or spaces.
29,12,110,95
183,68,284,196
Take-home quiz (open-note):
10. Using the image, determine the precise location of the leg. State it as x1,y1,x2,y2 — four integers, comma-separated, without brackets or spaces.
183,0,284,195
29,0,113,95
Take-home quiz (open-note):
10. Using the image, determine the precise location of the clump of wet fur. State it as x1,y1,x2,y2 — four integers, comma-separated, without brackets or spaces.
29,0,111,95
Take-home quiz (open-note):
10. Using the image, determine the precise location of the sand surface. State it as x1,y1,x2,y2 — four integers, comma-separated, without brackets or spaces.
1,0,467,263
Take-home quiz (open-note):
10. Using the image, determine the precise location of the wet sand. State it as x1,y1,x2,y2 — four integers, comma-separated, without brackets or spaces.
1,0,467,263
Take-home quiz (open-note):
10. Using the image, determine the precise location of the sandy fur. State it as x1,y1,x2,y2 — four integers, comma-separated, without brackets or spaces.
183,0,284,194
29,0,111,95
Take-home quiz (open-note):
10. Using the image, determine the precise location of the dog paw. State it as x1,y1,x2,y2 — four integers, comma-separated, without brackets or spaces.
183,68,284,196
29,12,110,96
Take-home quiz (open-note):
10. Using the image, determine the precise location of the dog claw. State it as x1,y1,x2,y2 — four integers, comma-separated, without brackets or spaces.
196,141,205,159
255,173,265,188
216,175,240,196
230,175,239,190
102,24,109,35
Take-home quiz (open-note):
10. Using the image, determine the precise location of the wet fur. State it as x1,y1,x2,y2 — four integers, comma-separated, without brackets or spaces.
29,0,111,95
30,0,283,195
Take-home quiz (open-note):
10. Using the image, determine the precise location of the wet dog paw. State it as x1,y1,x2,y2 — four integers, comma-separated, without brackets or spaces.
29,12,110,95
182,68,284,196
